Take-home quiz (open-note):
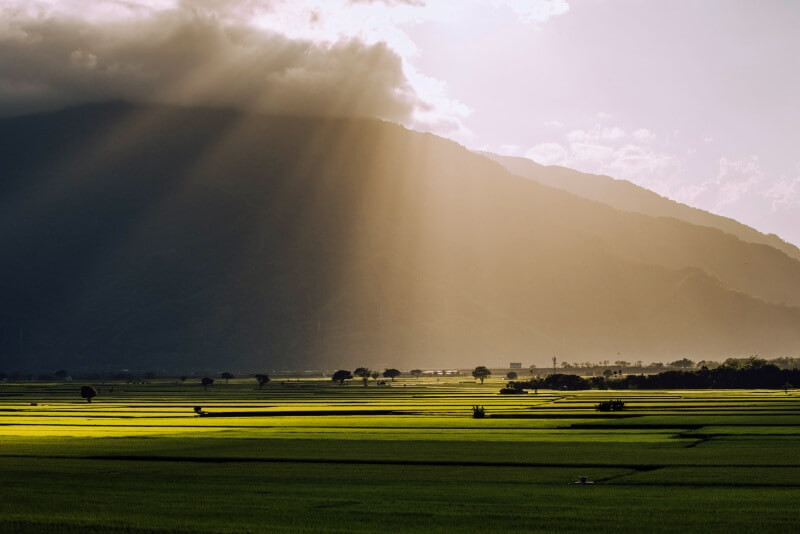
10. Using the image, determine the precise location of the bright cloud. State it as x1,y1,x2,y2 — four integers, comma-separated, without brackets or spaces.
525,123,679,188
761,174,800,212
675,156,765,211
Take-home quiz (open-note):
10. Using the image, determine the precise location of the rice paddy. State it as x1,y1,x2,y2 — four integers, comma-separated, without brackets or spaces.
1,377,798,532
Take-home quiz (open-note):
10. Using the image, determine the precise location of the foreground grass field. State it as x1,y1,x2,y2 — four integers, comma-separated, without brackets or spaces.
1,378,798,532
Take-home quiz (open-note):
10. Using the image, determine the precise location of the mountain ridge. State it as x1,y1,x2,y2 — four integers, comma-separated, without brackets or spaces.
1,102,798,371
483,153,800,262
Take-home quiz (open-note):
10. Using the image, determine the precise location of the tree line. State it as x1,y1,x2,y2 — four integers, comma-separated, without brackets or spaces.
507,357,798,391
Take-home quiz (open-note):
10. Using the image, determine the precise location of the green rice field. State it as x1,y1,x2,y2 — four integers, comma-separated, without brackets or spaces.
1,377,798,532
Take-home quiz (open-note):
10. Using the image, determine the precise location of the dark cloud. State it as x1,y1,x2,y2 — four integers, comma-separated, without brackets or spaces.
0,8,419,120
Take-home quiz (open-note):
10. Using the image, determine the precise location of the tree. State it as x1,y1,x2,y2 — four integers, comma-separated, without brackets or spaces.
353,367,370,386
602,369,613,379
614,360,630,367
530,377,545,394
179,376,187,382
144,371,157,380
668,358,694,369
54,370,68,381
255,374,270,388
221,372,234,384
80,385,97,403
543,373,590,390
410,369,422,379
383,368,401,382
472,366,491,384
332,370,353,385
596,400,625,412
506,371,518,380
201,377,214,390
370,371,380,380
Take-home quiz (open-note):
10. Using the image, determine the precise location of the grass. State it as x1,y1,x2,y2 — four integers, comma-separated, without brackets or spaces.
1,378,798,532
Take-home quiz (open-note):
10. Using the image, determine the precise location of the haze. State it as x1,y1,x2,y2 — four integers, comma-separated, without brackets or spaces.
1,1,799,372
2,0,798,246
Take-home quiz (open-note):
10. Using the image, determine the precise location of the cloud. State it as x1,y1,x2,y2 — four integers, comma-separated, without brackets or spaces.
0,7,430,122
544,120,563,127
525,142,568,165
488,0,569,23
496,143,522,155
606,144,676,178
566,126,625,143
676,156,765,210
761,175,800,212
525,124,679,188
632,128,655,142
0,0,570,128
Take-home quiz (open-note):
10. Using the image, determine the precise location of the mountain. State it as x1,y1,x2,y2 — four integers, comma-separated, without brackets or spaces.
1,102,799,372
484,153,800,262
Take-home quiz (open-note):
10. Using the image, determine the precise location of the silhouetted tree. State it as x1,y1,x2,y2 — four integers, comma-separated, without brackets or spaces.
353,367,370,386
596,399,625,411
332,370,353,385
371,371,380,380
506,371,518,380
255,374,270,388
531,377,544,394
472,366,491,384
179,376,187,382
589,376,607,389
80,385,97,403
201,377,214,390
544,373,590,390
500,382,526,394
221,372,234,384
410,369,422,379
383,369,401,382
668,358,694,368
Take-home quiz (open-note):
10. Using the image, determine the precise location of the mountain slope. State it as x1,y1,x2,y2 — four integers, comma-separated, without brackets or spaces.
485,153,800,262
1,102,799,371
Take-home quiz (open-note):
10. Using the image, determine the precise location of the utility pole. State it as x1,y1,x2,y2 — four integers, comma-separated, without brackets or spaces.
552,355,557,375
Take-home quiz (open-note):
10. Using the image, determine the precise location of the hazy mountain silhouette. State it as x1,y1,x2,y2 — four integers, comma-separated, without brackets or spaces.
485,153,800,262
1,102,799,372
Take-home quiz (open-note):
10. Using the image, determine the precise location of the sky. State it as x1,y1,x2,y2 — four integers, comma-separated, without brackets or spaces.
1,0,798,247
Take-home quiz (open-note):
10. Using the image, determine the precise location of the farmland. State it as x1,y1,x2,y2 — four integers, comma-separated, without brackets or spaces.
1,377,799,532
